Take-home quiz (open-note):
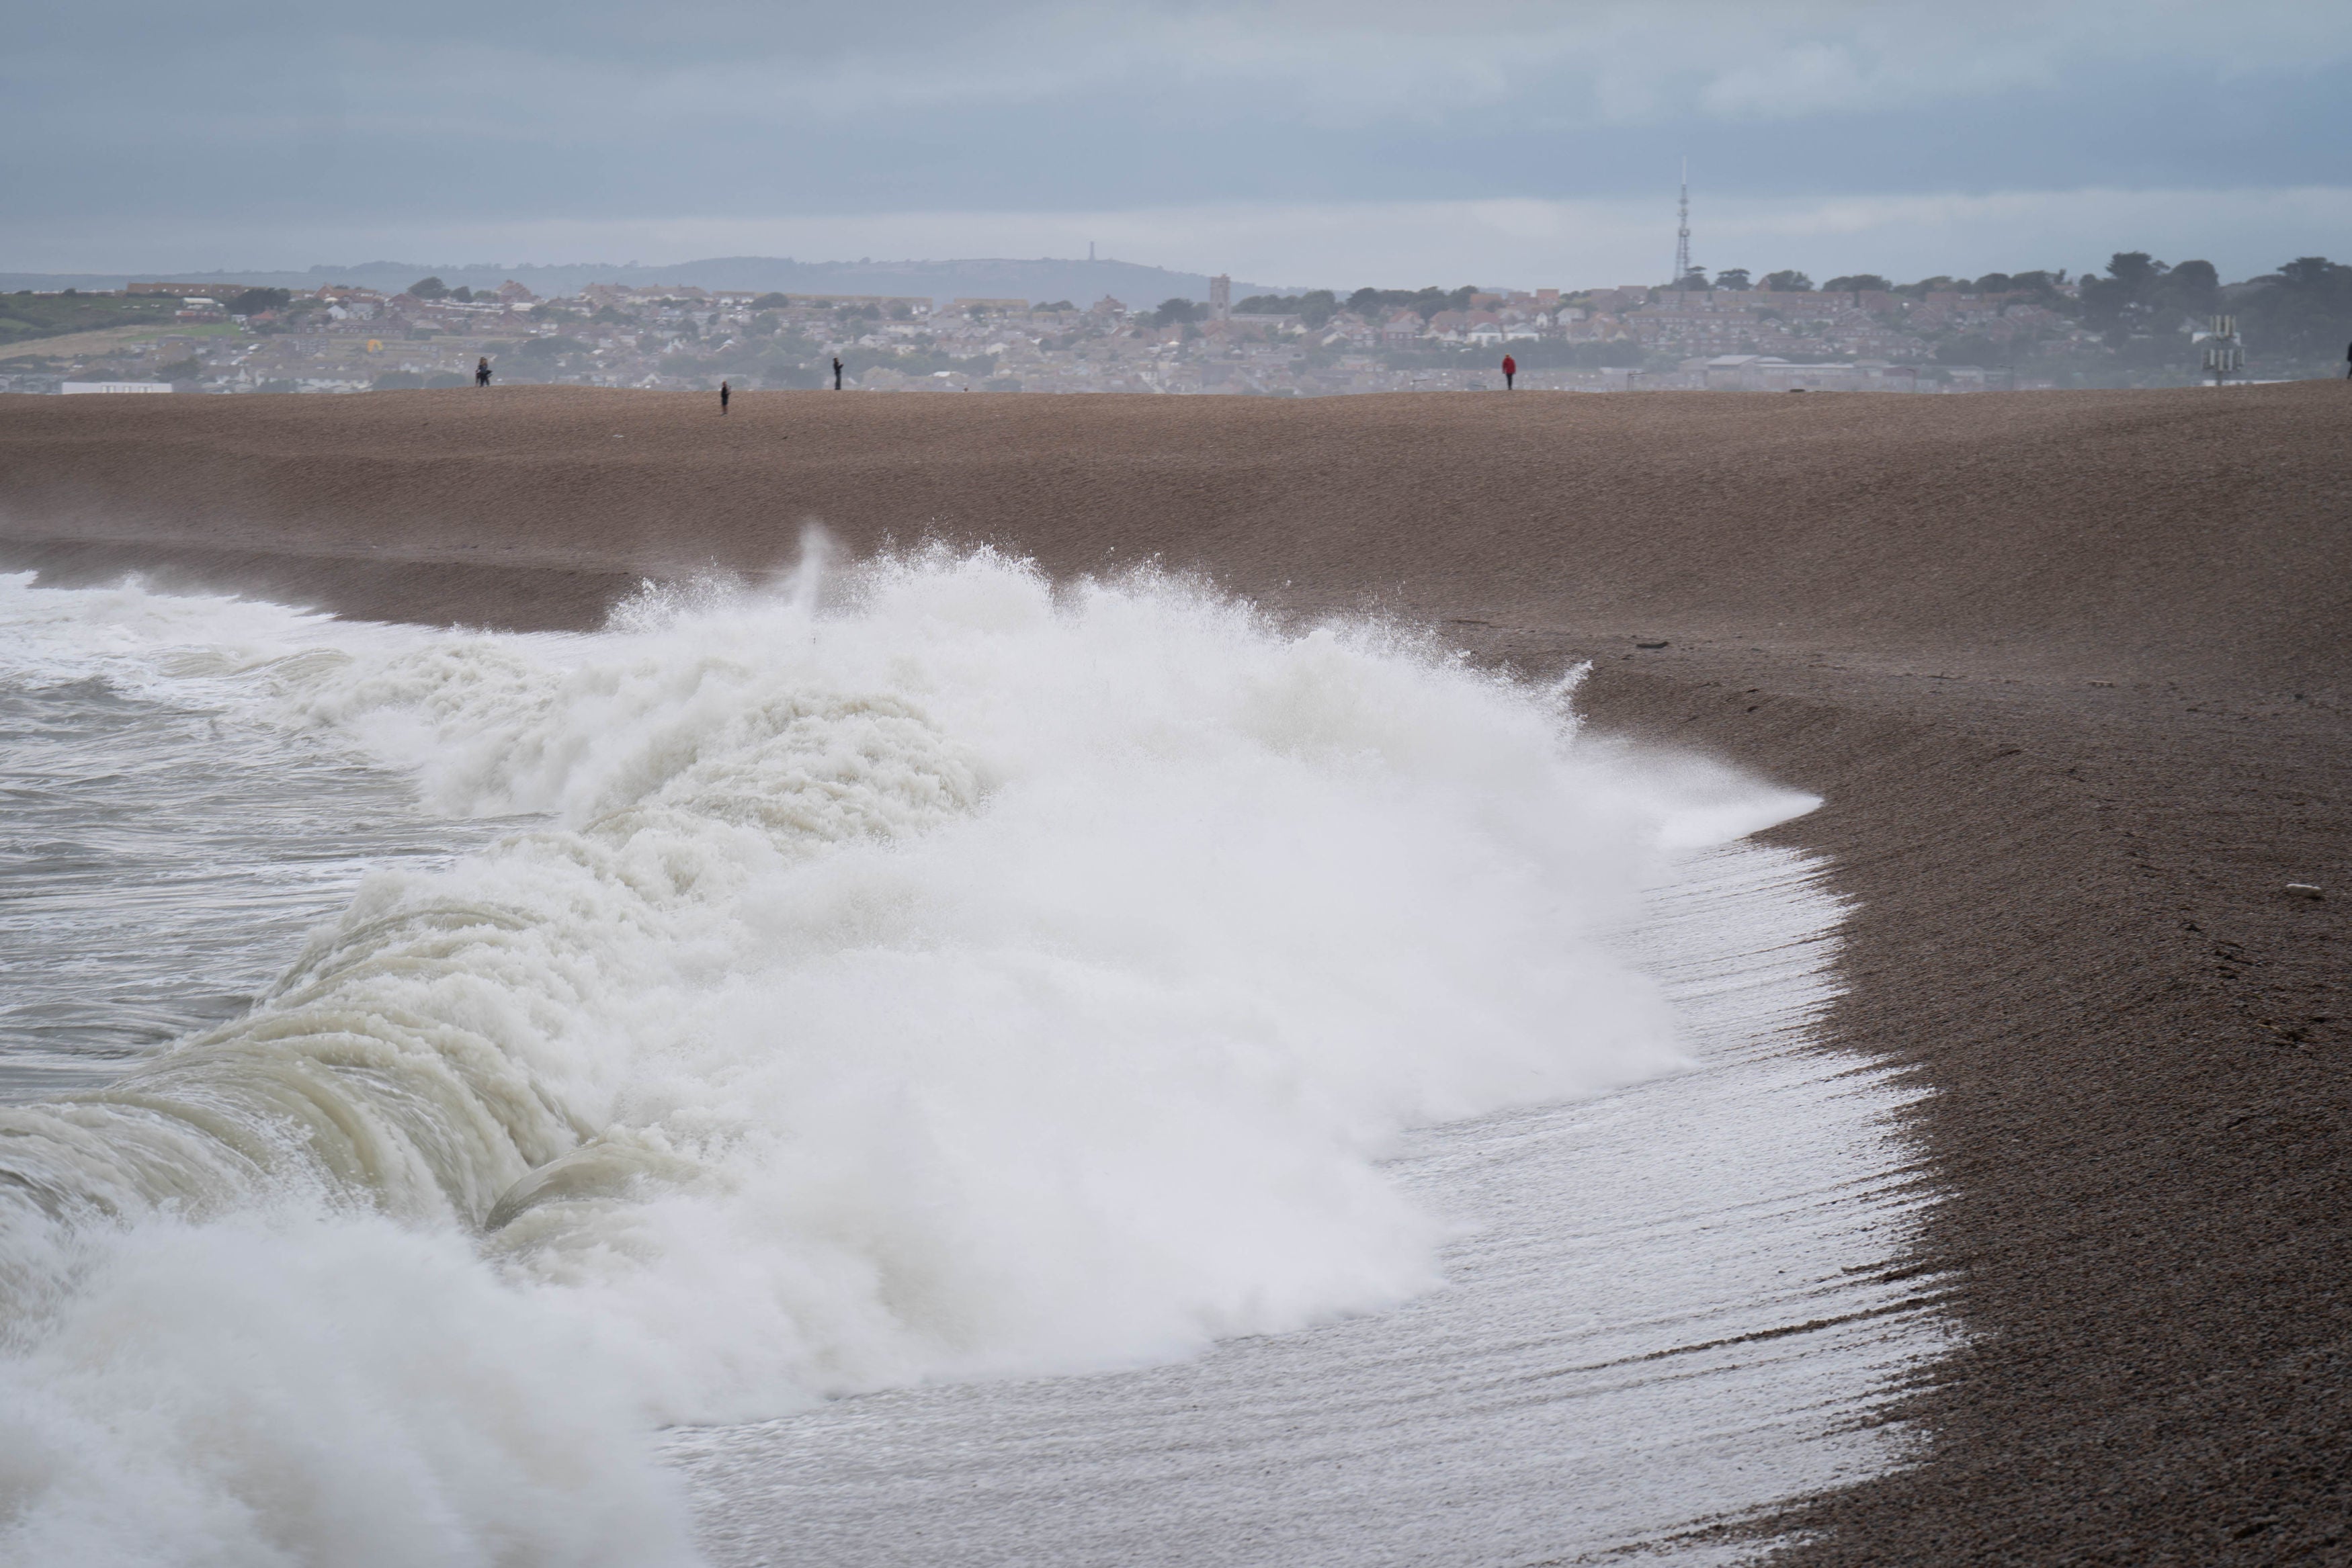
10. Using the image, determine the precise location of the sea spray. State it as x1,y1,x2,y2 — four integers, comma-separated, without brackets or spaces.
0,1208,696,1568
0,553,1816,1563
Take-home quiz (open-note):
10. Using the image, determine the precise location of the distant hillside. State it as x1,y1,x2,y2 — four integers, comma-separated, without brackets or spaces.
0,257,1299,308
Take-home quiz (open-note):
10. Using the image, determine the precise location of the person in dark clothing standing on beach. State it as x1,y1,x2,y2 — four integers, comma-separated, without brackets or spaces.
475,357,491,388
833,355,844,391
2345,340,2350,378
1501,353,1516,390
720,379,730,414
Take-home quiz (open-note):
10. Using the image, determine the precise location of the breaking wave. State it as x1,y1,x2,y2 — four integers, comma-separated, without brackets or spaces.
0,549,1816,1564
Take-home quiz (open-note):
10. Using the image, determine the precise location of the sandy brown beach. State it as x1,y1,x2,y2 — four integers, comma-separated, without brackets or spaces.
3,382,2347,1563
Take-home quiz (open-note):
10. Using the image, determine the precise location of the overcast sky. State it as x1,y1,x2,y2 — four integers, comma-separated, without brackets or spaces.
7,0,2348,287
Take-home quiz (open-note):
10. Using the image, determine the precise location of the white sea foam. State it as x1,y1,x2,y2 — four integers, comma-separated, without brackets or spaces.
0,1209,694,1568
0,552,1828,1564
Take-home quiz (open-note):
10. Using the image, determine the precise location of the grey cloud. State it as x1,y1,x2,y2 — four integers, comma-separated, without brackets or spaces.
4,0,2349,261
24,1,2350,97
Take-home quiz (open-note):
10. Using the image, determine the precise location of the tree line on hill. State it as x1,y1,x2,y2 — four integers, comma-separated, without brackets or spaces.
1229,288,1476,328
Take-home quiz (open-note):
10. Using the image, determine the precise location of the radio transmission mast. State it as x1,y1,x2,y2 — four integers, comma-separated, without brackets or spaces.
1673,159,1693,286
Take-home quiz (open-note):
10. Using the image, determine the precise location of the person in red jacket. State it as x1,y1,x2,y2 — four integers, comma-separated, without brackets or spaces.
1501,353,1517,390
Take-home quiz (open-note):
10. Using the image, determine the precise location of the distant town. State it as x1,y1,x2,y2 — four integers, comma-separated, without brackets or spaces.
3,253,2346,397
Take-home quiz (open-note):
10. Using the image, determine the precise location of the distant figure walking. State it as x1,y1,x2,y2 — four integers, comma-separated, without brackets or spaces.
720,379,730,415
1501,353,1517,390
2345,339,2350,378
833,356,844,392
475,357,491,388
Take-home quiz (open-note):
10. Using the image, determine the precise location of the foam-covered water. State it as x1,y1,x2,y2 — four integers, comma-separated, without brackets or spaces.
0,692,519,1100
0,554,1929,1565
671,844,1941,1568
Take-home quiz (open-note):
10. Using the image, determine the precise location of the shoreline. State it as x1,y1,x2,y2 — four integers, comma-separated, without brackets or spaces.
5,384,2347,1562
